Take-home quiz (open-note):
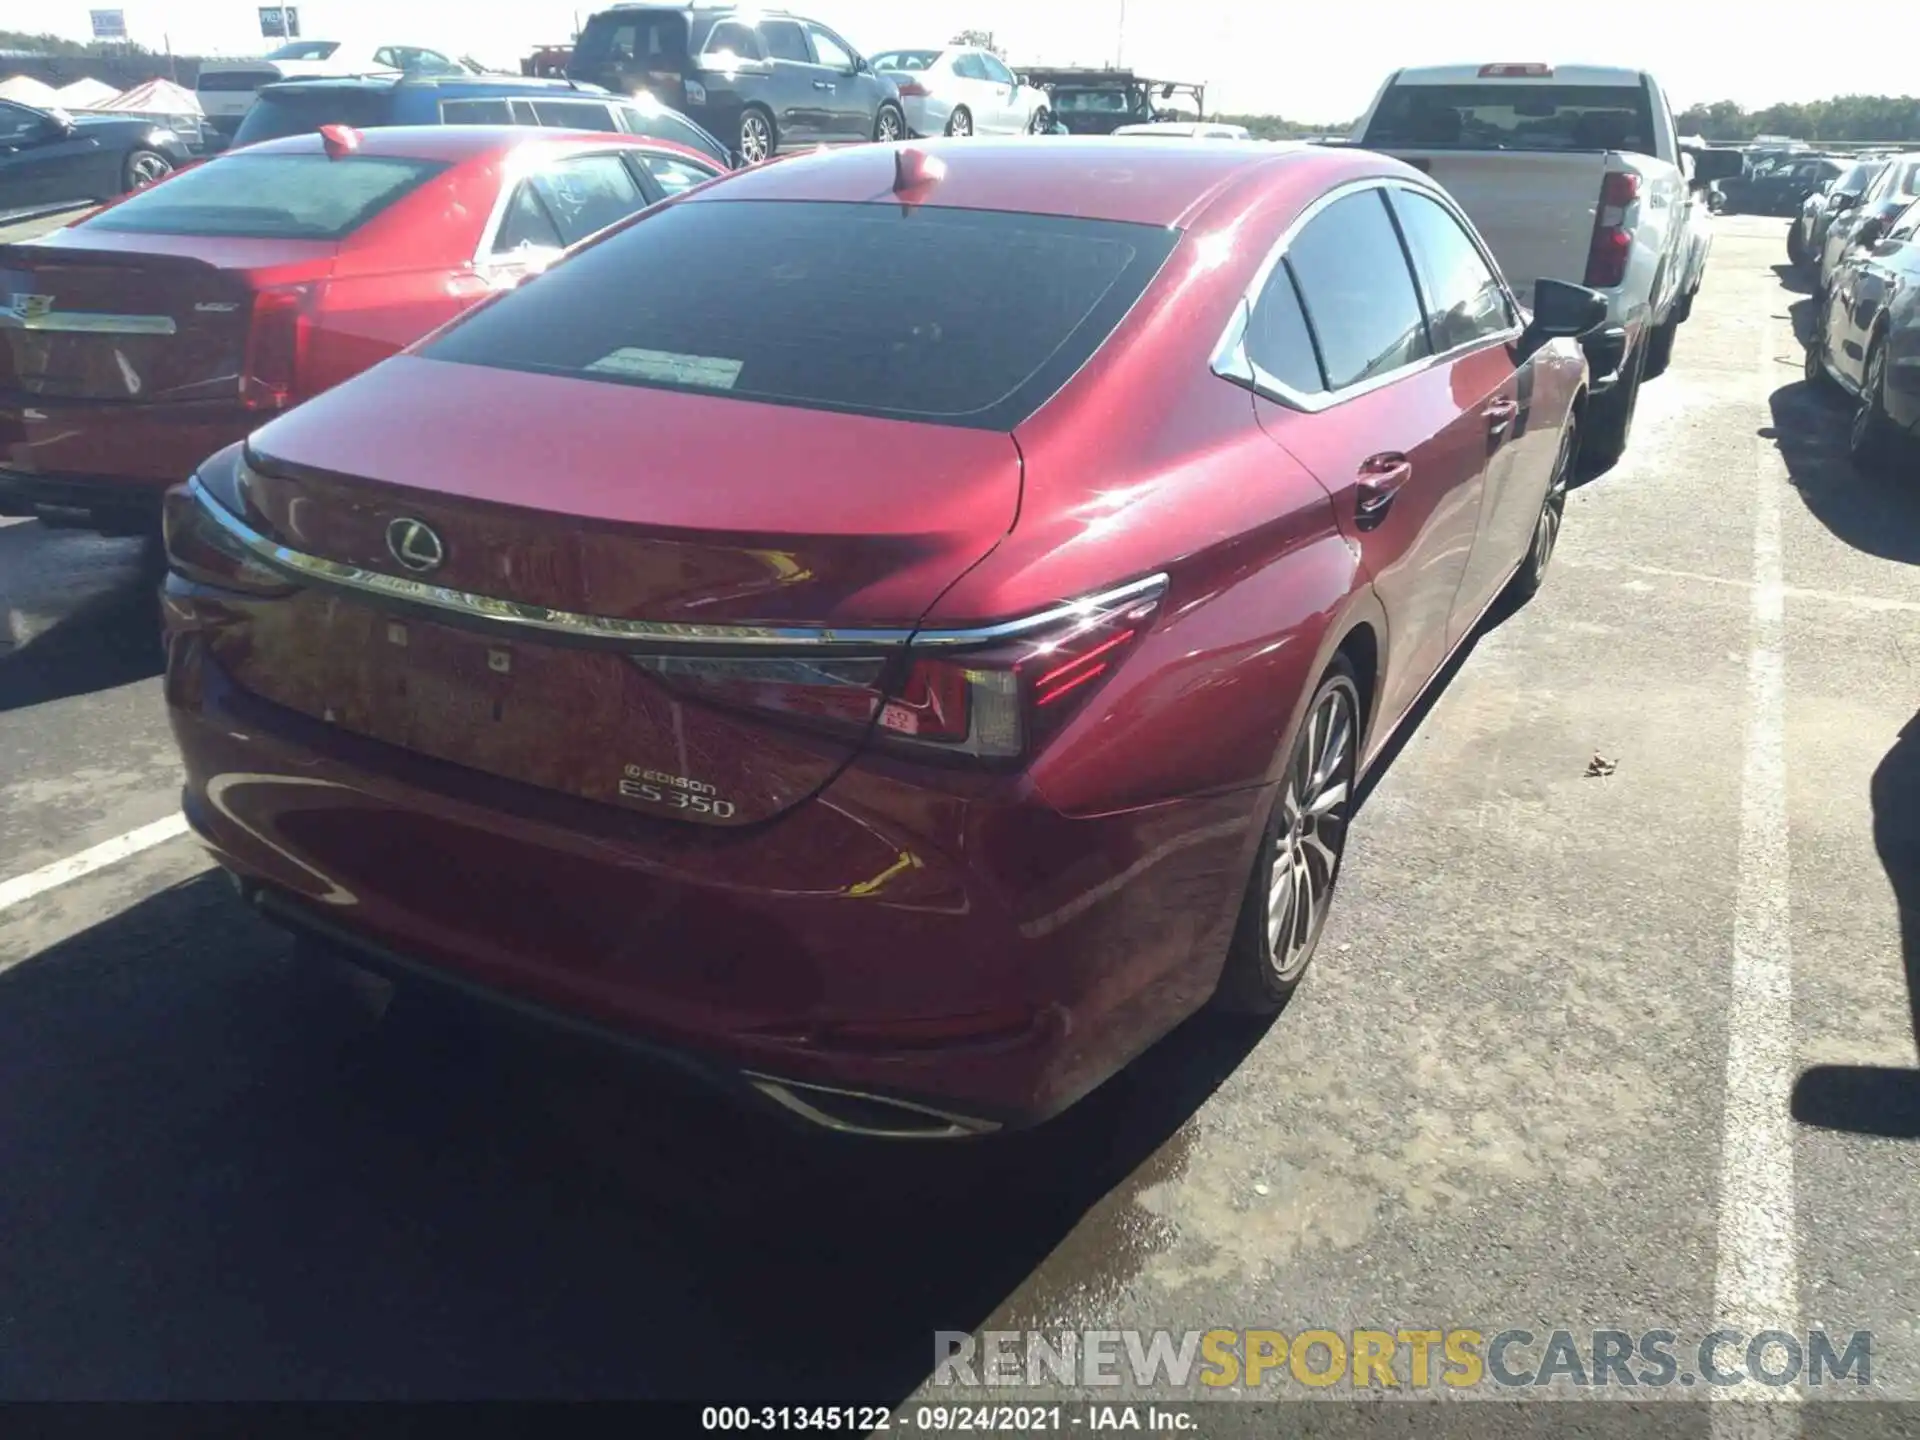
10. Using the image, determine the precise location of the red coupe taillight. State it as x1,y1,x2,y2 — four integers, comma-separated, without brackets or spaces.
629,580,1166,762
240,283,316,411
1584,172,1640,289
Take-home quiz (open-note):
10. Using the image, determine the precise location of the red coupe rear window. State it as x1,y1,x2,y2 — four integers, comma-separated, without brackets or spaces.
84,154,445,240
422,199,1179,430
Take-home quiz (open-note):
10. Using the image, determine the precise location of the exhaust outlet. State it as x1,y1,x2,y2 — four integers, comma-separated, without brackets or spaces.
744,1073,1001,1141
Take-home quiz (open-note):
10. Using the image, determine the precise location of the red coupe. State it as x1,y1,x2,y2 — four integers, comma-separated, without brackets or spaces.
0,124,727,534
161,138,1601,1138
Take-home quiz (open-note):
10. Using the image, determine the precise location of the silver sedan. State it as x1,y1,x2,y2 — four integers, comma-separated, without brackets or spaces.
870,46,1049,137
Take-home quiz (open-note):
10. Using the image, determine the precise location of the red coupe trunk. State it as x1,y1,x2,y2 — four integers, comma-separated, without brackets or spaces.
221,356,1023,826
0,239,327,403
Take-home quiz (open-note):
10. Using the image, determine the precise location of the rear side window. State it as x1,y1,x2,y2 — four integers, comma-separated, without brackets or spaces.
83,154,445,239
1284,190,1430,390
232,88,397,145
700,21,764,61
425,200,1180,429
1386,189,1513,351
807,27,854,70
494,184,564,253
1245,261,1325,395
759,20,811,63
952,54,988,82
574,13,688,67
1362,82,1658,158
535,153,649,245
871,50,941,72
636,150,718,195
531,99,620,131
441,97,514,124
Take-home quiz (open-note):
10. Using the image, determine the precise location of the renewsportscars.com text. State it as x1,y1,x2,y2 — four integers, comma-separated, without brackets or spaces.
933,1327,1872,1391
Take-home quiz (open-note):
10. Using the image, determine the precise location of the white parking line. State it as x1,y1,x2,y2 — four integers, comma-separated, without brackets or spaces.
1710,318,1798,1435
0,814,190,915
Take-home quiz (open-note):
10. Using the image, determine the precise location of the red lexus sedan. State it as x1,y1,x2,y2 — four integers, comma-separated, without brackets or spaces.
0,124,728,534
161,138,1601,1138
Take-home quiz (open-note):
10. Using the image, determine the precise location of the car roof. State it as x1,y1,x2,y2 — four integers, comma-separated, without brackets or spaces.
682,136,1331,228
259,73,611,95
1387,63,1647,87
226,124,686,163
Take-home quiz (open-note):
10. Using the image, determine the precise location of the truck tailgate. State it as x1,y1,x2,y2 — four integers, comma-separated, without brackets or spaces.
1385,150,1608,305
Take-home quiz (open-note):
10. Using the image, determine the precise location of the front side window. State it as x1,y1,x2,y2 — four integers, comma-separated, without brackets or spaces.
806,27,853,70
425,199,1180,429
980,56,1018,87
1284,189,1430,390
0,100,45,146
952,54,988,82
1387,188,1513,351
82,154,444,240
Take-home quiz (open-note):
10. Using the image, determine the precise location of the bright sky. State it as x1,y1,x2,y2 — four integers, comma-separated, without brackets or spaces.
27,0,1910,120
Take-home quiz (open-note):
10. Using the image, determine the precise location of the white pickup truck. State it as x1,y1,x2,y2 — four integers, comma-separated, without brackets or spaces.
1350,63,1742,469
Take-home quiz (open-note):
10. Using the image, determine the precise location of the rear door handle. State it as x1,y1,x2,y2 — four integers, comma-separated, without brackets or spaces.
1483,397,1519,436
1355,454,1411,531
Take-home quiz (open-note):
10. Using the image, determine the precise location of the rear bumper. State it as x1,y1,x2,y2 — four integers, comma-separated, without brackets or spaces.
0,393,247,516
163,611,1260,1135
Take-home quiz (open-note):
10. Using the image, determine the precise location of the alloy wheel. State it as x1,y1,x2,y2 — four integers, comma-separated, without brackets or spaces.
876,107,903,142
1533,426,1573,574
948,109,971,137
129,151,172,187
1266,683,1356,981
739,113,771,164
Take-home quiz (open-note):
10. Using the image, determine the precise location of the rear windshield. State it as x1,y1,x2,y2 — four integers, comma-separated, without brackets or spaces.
83,154,445,239
1363,83,1658,157
423,200,1179,429
233,87,397,145
572,11,688,68
266,41,340,60
1055,89,1146,115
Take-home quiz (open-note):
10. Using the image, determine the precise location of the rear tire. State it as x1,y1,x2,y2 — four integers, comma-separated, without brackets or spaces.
1503,414,1576,609
1211,658,1361,1015
1642,314,1679,379
874,103,904,144
1850,335,1905,476
737,106,775,164
1787,223,1809,269
1580,335,1647,476
945,106,972,137
1803,299,1835,392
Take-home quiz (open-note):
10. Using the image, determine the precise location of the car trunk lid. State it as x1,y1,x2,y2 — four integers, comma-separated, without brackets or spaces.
220,355,1022,826
0,236,331,403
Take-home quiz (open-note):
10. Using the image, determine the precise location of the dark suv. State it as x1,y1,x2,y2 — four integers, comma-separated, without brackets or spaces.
568,5,903,163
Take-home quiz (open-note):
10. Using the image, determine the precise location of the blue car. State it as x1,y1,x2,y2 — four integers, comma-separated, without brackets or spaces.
228,73,736,169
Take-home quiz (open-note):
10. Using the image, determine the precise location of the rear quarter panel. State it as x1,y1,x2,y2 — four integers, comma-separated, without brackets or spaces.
920,183,1384,821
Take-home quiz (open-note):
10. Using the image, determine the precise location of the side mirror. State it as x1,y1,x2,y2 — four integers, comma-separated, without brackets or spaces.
1517,278,1608,361
1830,191,1860,214
42,107,78,139
1683,146,1744,186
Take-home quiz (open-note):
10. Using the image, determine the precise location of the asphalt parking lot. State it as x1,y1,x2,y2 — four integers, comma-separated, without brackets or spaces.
1,217,1917,1418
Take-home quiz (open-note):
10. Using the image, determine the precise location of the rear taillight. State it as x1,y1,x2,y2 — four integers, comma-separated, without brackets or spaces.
162,478,293,596
1584,172,1640,289
629,578,1166,763
894,80,930,97
240,283,315,411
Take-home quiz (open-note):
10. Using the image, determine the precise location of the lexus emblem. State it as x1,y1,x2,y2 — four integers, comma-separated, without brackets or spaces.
385,517,445,573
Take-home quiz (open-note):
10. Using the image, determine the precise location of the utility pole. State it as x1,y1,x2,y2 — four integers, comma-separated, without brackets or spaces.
1115,0,1126,67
